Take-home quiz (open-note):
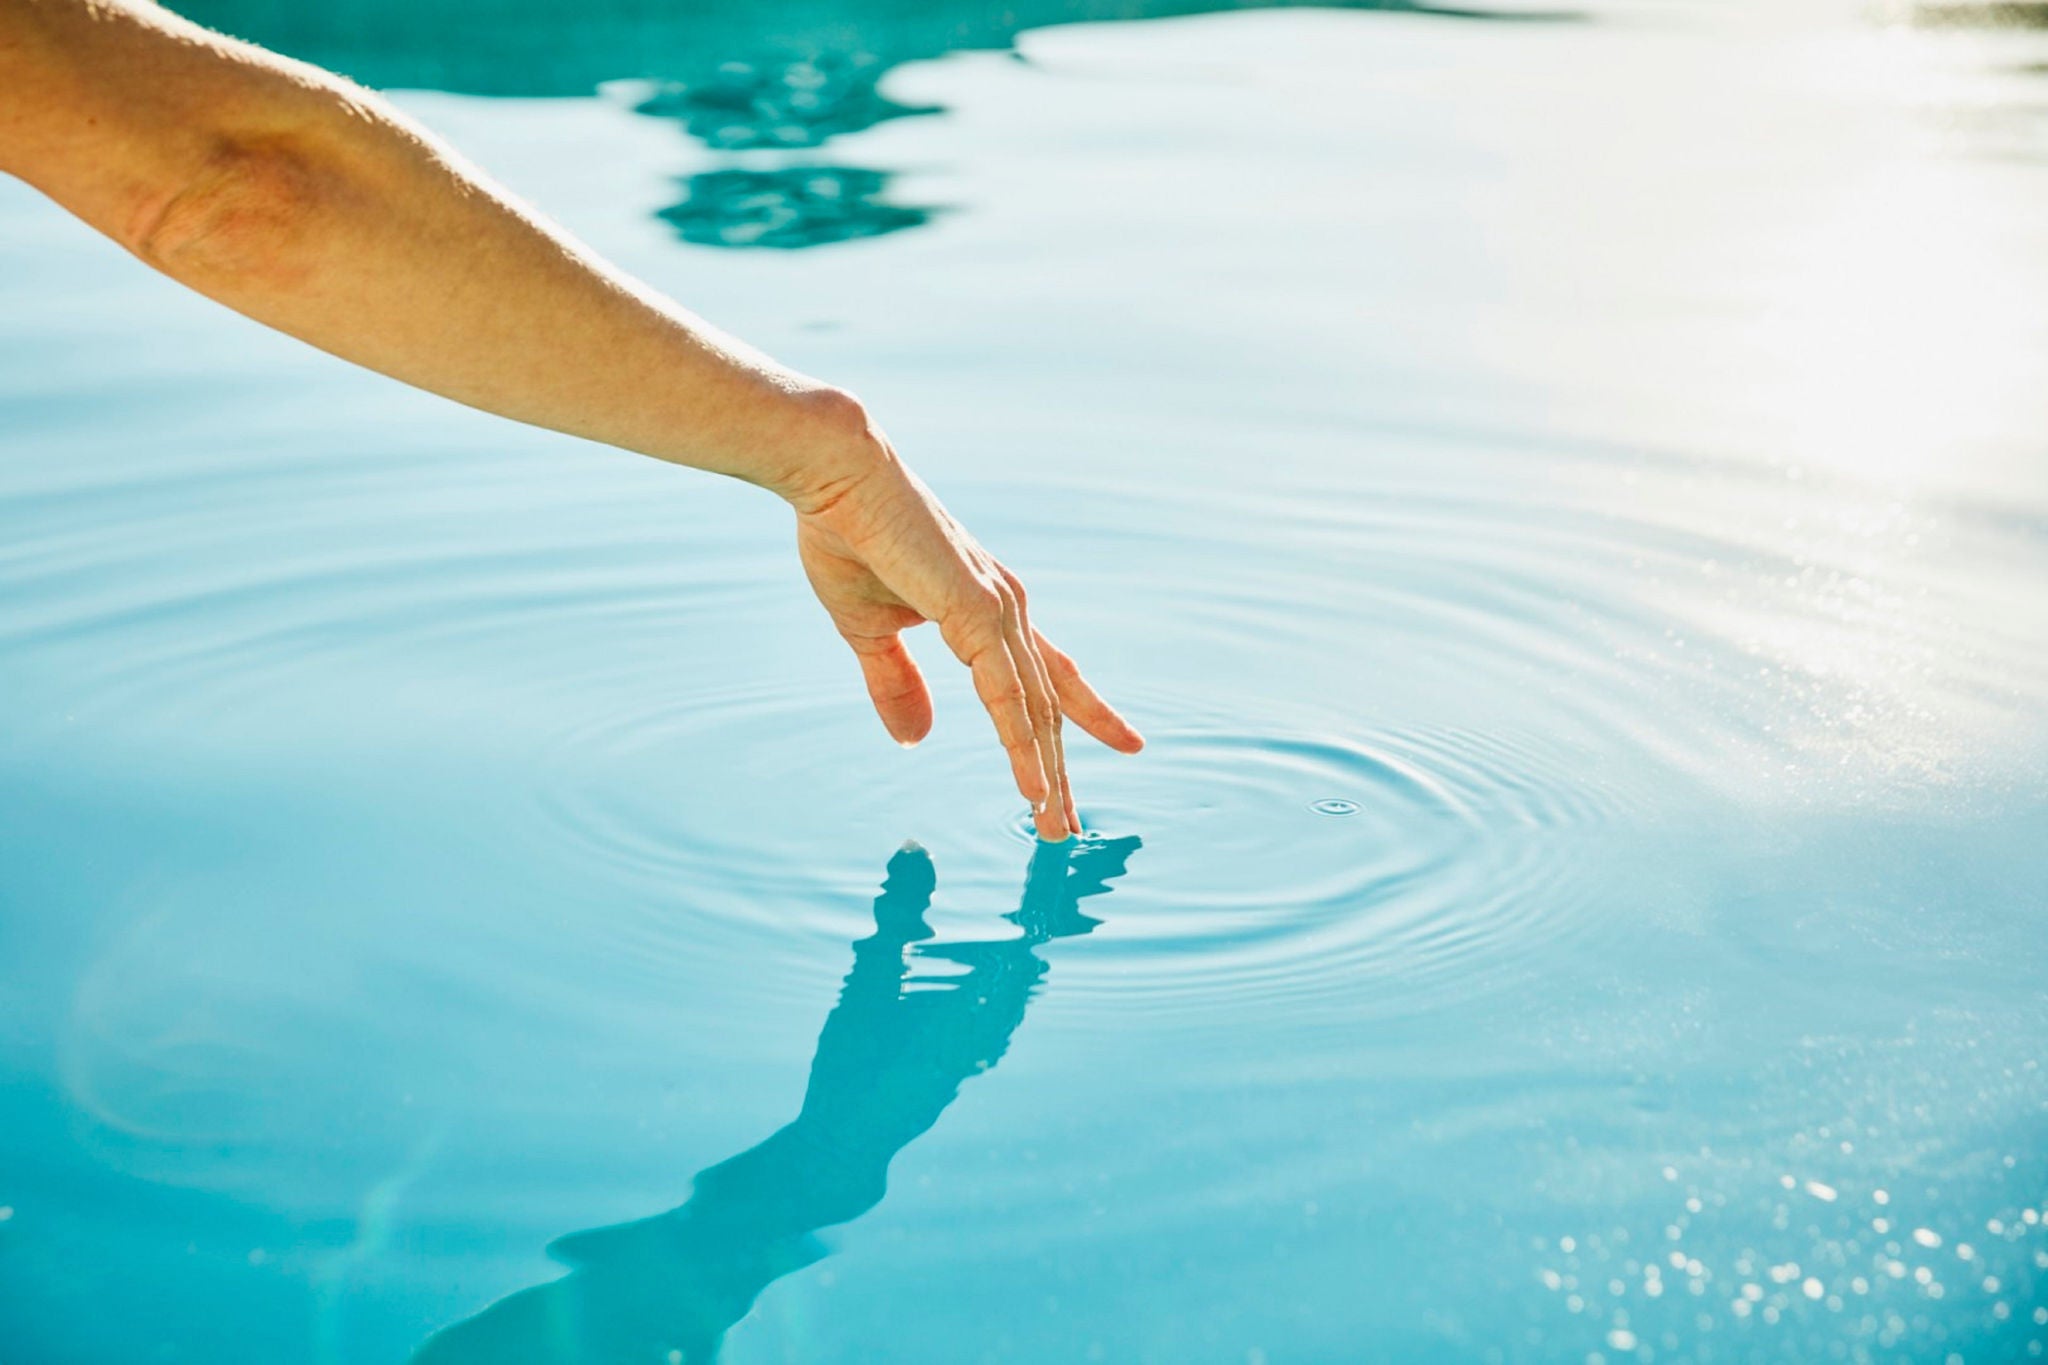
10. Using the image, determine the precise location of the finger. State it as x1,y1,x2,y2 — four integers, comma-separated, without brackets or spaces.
979,640,1054,814
1005,601,1075,841
845,633,933,747
1035,630,1145,754
1045,662,1080,838
994,572,1073,840
1053,704,1079,838
952,626,1050,810
1008,623,1070,841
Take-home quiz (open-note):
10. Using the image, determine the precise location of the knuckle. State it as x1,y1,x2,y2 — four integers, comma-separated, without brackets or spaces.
964,582,1006,623
977,667,1024,705
941,612,996,659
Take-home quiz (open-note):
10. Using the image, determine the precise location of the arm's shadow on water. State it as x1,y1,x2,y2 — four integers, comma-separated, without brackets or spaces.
411,833,1141,1365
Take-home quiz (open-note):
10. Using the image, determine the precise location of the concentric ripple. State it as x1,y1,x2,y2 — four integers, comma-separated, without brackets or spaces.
537,673,1628,1020
997,720,1626,1018
528,683,942,929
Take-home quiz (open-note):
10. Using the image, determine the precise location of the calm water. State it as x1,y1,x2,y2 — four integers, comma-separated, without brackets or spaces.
5,1,2048,1361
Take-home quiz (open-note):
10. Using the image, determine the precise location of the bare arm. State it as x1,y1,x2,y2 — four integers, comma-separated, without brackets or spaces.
0,0,1140,838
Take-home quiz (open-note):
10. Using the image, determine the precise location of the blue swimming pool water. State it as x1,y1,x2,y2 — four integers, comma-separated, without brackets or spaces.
4,2,2048,1361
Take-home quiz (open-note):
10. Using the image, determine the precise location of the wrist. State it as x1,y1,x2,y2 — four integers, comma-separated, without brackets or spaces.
767,386,895,515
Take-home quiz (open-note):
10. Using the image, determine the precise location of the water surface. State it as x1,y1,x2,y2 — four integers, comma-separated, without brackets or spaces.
3,1,2048,1361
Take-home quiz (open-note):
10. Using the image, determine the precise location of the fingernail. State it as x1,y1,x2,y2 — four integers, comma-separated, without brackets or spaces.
896,737,920,750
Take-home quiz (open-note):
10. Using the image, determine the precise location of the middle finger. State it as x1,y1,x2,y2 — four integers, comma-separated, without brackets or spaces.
1002,593,1074,841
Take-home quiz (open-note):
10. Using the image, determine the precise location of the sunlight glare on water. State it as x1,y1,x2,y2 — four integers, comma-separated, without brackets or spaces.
2,0,2046,1361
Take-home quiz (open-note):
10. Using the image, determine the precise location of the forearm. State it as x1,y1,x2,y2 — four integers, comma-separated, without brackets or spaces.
1,0,1140,833
0,0,864,499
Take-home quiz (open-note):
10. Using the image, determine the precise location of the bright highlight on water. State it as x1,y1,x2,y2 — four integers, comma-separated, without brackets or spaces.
3,0,2047,1361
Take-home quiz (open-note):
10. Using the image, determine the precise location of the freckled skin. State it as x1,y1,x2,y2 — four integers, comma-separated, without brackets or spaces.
0,0,1142,831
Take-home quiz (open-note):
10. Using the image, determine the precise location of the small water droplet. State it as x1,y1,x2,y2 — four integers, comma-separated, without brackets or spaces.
1311,798,1360,816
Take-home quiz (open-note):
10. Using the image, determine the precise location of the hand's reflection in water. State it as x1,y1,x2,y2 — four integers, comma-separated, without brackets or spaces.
411,834,1140,1365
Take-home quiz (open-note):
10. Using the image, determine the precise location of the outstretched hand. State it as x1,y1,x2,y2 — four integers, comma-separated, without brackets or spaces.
787,410,1143,842
0,1,1139,839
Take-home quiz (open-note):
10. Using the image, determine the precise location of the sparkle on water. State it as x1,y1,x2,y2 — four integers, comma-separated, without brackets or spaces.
4,0,2048,1361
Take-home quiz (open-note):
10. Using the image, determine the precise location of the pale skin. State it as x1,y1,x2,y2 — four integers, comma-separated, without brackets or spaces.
0,0,1143,839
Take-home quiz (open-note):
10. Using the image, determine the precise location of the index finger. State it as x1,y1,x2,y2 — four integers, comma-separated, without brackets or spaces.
951,627,1052,813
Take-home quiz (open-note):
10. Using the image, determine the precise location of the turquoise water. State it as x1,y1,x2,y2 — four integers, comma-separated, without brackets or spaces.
5,1,2048,1361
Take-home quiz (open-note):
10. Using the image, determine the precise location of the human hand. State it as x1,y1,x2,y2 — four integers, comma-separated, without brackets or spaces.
0,0,1135,839
783,397,1142,842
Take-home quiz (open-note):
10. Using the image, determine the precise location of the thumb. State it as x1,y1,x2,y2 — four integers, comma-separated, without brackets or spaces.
847,633,934,747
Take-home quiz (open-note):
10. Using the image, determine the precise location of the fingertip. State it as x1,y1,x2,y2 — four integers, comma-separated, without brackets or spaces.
880,707,931,748
887,709,934,748
856,640,934,749
1093,721,1146,755
1065,700,1145,755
